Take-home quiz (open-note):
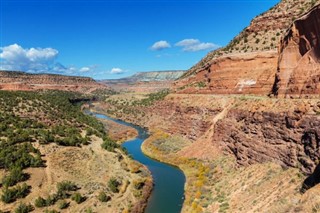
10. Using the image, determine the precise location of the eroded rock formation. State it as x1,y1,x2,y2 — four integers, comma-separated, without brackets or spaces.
214,108,320,174
274,4,320,97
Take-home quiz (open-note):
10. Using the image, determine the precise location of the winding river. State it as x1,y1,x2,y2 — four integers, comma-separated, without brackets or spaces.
94,113,185,213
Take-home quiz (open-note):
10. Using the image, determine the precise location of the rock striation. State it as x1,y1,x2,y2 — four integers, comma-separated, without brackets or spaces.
214,108,320,174
174,51,278,95
273,4,320,97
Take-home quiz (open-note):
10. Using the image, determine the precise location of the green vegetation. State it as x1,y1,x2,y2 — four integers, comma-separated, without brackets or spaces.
108,178,120,193
101,136,120,152
0,90,121,208
196,81,206,88
71,192,85,204
132,89,169,106
14,203,34,213
58,200,69,209
1,183,30,203
98,191,110,202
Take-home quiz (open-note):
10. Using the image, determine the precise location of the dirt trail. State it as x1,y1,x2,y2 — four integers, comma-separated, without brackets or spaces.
177,99,234,160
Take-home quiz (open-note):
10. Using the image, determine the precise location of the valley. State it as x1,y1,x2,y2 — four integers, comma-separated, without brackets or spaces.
2,0,320,212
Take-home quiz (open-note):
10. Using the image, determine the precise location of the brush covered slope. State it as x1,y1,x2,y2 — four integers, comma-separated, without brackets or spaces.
0,91,151,213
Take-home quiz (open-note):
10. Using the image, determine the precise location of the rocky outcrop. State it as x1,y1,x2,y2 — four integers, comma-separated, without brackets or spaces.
183,0,318,79
273,4,320,98
0,70,107,93
214,107,320,174
174,51,278,95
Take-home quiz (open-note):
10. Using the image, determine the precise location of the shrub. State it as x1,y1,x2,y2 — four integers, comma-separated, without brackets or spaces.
98,191,110,202
58,200,69,209
71,192,85,204
57,181,77,193
45,194,57,206
108,178,120,193
34,196,46,207
101,137,119,152
14,203,33,213
2,166,28,187
1,183,30,203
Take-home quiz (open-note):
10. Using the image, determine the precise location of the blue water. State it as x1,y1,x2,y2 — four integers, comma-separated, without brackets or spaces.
94,113,185,213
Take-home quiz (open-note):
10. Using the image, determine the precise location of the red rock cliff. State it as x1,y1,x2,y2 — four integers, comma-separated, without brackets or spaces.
174,51,278,95
273,5,320,98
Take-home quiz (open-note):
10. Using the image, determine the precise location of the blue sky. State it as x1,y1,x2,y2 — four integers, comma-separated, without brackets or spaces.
0,0,279,79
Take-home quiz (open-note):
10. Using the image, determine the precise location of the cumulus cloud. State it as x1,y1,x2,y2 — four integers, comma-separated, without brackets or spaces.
0,44,98,77
175,39,200,47
110,67,124,74
150,40,171,51
79,67,90,72
175,38,219,52
0,44,58,71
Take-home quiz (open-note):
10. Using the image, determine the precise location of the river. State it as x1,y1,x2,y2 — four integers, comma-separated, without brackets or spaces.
93,113,185,213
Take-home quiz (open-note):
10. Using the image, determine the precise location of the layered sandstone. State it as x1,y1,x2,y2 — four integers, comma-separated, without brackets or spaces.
184,0,318,79
273,4,320,97
174,51,278,95
0,70,107,93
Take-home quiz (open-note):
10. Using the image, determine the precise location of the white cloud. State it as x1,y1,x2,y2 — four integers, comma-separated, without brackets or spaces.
0,44,98,76
175,38,219,52
79,67,90,72
175,39,200,47
110,67,124,74
0,44,58,72
150,40,171,51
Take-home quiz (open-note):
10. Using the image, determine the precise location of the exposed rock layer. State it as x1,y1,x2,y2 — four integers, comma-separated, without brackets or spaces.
214,108,320,174
174,51,278,95
273,4,320,97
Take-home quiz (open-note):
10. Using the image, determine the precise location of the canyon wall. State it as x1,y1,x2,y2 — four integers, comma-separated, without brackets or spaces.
214,106,320,174
273,5,320,98
175,51,278,95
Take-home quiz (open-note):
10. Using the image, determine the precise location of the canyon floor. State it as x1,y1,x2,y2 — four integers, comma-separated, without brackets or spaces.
93,92,320,213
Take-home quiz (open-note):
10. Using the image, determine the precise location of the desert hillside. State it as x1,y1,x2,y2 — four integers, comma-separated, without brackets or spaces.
0,91,151,213
0,71,108,94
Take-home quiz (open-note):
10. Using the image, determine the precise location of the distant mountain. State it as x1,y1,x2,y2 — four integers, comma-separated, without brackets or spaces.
100,70,185,84
0,70,107,93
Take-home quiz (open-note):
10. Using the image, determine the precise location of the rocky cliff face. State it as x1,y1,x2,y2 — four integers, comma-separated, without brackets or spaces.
273,4,320,97
0,71,107,93
214,107,320,174
175,51,278,95
177,0,319,95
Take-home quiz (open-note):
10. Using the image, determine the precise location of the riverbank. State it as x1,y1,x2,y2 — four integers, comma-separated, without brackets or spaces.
92,112,186,213
141,130,215,213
